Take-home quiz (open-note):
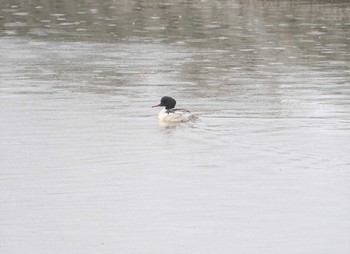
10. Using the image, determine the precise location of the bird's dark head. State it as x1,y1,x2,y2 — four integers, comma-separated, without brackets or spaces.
152,96,176,109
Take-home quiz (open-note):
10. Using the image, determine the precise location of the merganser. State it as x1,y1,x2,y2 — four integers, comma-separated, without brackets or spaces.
152,96,198,123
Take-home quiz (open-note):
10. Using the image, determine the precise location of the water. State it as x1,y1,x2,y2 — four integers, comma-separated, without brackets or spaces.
1,0,350,253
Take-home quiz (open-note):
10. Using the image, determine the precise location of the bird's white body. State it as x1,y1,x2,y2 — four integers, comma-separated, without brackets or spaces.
158,108,198,123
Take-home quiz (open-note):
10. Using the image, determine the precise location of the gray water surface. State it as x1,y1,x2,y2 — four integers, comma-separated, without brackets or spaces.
1,1,350,253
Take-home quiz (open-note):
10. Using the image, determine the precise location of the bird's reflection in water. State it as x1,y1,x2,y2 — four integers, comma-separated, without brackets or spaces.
157,119,199,134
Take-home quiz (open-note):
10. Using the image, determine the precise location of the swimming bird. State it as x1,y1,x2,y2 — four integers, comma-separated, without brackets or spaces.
152,96,198,123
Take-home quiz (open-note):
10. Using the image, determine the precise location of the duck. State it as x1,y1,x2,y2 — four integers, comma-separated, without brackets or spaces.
152,96,198,123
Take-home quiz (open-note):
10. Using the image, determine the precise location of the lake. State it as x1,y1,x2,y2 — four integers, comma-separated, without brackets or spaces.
1,0,350,253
